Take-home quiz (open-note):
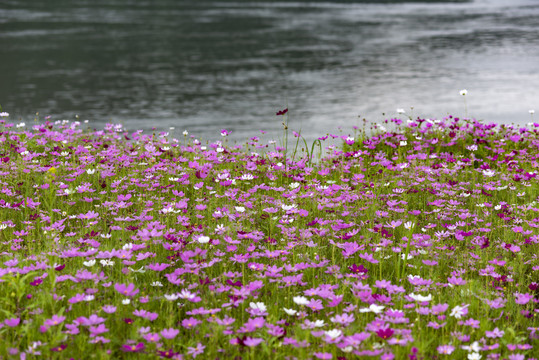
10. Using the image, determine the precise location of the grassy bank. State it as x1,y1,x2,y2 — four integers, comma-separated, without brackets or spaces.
0,114,538,359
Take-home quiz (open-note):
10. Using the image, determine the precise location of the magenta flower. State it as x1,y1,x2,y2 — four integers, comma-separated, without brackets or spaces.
348,263,368,274
4,318,20,327
50,344,67,352
114,283,139,297
157,348,179,358
122,342,145,353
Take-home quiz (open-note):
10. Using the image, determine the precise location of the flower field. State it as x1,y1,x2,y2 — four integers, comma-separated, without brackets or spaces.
0,113,538,359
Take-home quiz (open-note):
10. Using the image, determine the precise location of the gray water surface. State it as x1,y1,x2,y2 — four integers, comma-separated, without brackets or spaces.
1,0,539,142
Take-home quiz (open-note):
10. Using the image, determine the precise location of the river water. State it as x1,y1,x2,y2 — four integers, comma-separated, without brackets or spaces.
1,0,538,143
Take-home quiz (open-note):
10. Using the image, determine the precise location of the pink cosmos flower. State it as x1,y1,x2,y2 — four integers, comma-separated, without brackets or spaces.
160,327,180,339
514,292,533,305
314,352,332,360
114,283,139,297
187,343,205,358
44,315,66,327
244,337,264,347
4,318,20,327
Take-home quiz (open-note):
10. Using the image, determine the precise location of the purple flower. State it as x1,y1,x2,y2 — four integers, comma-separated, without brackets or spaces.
187,343,205,358
160,327,179,339
514,292,533,305
143,333,161,343
313,352,333,360
114,283,139,297
437,345,454,354
44,314,66,327
182,317,202,329
4,318,20,327
485,327,504,338
244,337,264,347
89,324,108,337
102,305,117,314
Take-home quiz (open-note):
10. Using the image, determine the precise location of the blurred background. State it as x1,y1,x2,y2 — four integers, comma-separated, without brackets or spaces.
1,0,538,143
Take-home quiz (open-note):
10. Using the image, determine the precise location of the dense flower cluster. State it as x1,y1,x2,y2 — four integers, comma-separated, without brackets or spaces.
0,114,538,359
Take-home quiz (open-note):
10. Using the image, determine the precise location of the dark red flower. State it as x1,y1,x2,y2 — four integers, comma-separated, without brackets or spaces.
55,264,66,271
157,348,179,358
276,108,288,116
376,327,394,340
51,344,67,352
348,264,368,274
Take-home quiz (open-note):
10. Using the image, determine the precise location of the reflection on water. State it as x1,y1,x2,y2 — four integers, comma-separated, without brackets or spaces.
1,0,538,142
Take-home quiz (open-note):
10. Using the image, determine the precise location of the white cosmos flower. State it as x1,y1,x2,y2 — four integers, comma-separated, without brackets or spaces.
409,293,432,302
450,304,468,319
324,329,342,339
164,293,180,301
83,259,96,267
359,304,385,314
235,206,245,213
197,236,210,244
293,296,310,306
281,204,297,211
150,281,163,287
86,169,96,174
401,253,414,260
289,182,300,189
404,221,415,230
399,141,407,146
250,302,267,312
313,320,325,328
397,108,405,114
183,130,189,136
129,266,146,273
100,259,114,267
482,169,495,177
283,308,297,316
468,353,481,360
122,299,131,305
462,341,481,352
460,89,468,96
